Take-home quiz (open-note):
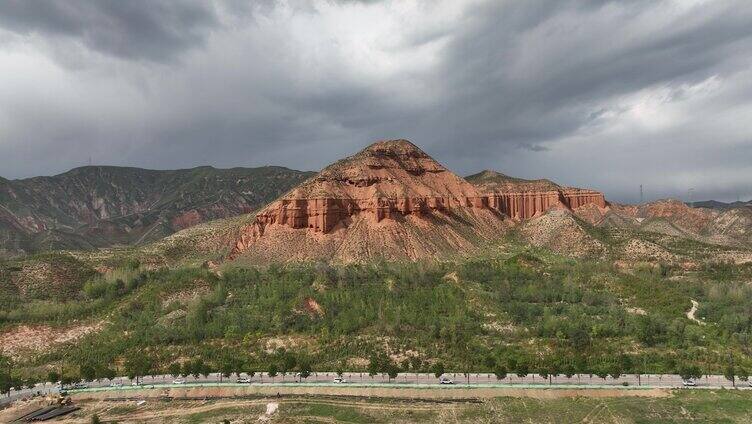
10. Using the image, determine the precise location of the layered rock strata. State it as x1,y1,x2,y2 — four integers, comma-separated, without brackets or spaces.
467,170,607,220
229,140,508,261
253,196,491,235
488,189,606,220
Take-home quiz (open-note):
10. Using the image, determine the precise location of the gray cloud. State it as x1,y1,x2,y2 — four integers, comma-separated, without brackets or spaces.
0,0,221,62
0,0,751,203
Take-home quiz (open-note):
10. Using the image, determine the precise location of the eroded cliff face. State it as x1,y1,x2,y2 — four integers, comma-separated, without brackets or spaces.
253,196,492,235
229,141,612,262
229,140,509,261
467,170,607,220
246,140,492,235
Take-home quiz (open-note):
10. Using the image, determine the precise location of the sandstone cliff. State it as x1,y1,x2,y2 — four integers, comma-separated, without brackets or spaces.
249,140,493,235
466,170,607,220
230,140,509,262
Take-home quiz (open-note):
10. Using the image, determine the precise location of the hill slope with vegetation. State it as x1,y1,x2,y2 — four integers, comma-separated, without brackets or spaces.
2,241,751,388
0,165,313,257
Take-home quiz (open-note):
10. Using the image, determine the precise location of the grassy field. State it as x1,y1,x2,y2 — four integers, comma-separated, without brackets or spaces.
52,390,752,423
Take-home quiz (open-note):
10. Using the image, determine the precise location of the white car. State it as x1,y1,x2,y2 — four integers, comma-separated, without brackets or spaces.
109,382,123,387
439,377,454,385
236,377,251,383
333,377,347,383
172,378,186,385
682,379,696,387
131,381,141,386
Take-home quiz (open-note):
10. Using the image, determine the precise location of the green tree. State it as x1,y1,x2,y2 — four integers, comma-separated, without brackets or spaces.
268,364,278,381
298,360,312,381
180,362,191,378
563,363,576,379
678,364,702,381
724,365,736,388
386,362,399,382
0,355,13,396
80,363,96,382
608,362,623,380
24,377,38,390
515,360,529,378
168,363,181,378
280,354,296,381
100,366,116,381
725,353,736,388
431,362,445,379
124,351,153,385
738,367,749,382
368,356,381,378
494,364,507,381
219,355,235,383
568,325,591,351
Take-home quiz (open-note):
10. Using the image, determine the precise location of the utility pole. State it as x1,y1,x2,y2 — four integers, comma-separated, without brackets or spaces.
640,185,644,204
688,188,695,208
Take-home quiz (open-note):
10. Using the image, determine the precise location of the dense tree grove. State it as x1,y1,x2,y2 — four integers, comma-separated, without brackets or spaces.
1,253,752,386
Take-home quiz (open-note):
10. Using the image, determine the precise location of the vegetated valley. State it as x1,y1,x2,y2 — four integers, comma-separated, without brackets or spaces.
1,240,751,386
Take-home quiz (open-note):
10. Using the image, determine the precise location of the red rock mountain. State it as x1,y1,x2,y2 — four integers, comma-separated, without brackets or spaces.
229,140,608,262
230,140,509,262
466,170,607,220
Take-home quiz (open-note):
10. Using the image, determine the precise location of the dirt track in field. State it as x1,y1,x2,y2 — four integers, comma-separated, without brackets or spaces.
70,384,672,402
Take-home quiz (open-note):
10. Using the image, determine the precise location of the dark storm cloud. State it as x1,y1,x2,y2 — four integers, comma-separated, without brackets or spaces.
421,0,752,151
0,0,751,203
0,0,221,62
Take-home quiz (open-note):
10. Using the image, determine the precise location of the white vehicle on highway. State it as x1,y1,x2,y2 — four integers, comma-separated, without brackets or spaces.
236,377,251,383
439,376,454,385
172,378,186,385
682,379,696,387
333,377,347,383
109,382,123,387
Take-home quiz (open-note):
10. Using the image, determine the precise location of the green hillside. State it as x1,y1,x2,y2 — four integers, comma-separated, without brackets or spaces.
0,165,313,257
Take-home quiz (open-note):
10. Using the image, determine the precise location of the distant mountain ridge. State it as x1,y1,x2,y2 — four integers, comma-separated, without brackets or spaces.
0,165,314,257
691,199,752,210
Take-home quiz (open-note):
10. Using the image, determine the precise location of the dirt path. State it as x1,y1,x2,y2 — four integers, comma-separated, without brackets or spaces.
70,385,672,403
686,300,705,325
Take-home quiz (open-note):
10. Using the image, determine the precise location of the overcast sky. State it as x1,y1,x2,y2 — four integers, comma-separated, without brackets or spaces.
1,0,751,203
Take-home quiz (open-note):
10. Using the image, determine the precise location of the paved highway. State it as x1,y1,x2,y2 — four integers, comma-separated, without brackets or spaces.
3,372,749,407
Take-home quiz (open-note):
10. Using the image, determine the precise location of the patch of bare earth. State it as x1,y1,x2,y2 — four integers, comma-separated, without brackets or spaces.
300,297,325,318
621,238,677,262
686,300,705,325
626,307,647,316
0,322,104,358
520,210,605,257
160,279,211,307
70,386,672,404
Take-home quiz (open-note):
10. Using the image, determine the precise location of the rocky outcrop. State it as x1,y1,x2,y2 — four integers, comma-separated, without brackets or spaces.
467,170,607,220
230,140,510,262
253,196,491,235
245,140,493,237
